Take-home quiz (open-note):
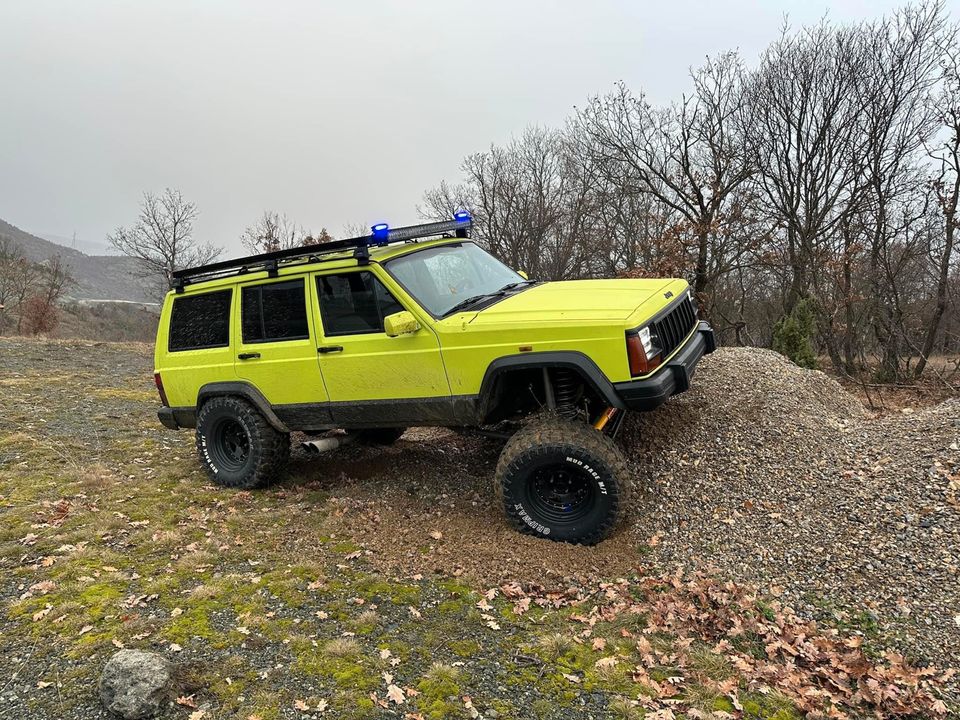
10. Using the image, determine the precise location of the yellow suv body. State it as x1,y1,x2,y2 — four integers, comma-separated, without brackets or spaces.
154,217,714,544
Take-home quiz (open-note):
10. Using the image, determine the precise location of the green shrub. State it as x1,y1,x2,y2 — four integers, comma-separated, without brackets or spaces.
772,299,817,369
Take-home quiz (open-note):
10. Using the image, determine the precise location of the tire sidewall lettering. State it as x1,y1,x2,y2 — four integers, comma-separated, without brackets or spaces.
513,502,551,535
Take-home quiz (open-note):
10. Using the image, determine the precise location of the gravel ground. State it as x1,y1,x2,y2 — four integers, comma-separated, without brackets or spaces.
620,348,959,673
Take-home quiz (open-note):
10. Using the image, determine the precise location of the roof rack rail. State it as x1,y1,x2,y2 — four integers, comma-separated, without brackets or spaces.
170,213,472,292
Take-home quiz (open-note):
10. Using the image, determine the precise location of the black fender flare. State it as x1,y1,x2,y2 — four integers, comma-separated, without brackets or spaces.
476,351,625,421
197,382,289,433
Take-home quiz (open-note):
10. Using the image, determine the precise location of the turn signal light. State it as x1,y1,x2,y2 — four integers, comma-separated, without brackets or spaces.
154,372,169,407
626,334,662,376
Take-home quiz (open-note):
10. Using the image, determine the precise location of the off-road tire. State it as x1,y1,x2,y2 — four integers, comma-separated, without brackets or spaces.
494,416,631,545
356,427,406,445
195,396,289,489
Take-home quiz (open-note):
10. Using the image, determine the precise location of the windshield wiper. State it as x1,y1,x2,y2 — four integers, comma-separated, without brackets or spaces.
443,293,497,317
496,280,534,292
442,281,535,317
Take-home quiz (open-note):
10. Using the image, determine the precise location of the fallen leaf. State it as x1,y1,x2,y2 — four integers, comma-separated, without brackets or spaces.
176,696,198,709
595,656,619,668
387,684,405,704
171,607,183,617
379,648,392,659
29,580,56,594
592,637,607,651
562,673,581,683
188,711,205,720
429,530,443,540
294,699,309,711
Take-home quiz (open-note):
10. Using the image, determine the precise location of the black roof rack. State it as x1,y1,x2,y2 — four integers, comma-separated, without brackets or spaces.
170,215,471,292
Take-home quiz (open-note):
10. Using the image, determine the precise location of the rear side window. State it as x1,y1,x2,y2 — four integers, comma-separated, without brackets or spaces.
316,271,404,336
168,289,232,351
241,278,309,343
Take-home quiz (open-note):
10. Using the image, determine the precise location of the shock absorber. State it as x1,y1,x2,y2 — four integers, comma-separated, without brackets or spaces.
553,369,579,419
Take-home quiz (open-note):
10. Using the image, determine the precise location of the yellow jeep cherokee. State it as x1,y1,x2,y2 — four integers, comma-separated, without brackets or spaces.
154,214,715,544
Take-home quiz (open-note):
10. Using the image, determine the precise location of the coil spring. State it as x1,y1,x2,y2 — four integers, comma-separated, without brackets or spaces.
554,369,579,419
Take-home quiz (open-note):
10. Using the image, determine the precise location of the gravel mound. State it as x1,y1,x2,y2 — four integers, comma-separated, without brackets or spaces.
621,347,959,674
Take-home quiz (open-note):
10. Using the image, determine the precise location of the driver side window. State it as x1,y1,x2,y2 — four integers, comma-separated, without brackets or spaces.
316,271,403,336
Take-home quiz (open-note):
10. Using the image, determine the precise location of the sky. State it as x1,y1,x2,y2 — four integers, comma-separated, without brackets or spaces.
1,0,956,258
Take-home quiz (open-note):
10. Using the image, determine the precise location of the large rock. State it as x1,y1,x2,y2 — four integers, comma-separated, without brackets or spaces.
99,649,172,719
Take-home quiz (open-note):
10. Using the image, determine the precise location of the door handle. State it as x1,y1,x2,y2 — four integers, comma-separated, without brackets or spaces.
317,345,343,354
237,352,261,360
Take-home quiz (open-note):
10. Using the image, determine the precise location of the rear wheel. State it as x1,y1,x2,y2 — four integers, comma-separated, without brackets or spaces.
494,416,631,545
195,396,289,489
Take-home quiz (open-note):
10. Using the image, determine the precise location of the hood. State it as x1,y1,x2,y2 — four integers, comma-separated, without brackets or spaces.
467,278,678,326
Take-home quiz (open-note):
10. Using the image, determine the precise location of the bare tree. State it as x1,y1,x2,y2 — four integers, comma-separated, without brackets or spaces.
576,52,753,299
20,255,74,335
917,39,960,375
240,210,312,254
107,189,220,295
0,238,41,334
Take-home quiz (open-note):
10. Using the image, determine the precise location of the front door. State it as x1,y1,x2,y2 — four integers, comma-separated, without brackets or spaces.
311,268,451,426
233,276,331,425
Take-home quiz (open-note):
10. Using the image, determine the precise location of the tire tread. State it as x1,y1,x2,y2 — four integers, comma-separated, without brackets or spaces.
494,415,632,544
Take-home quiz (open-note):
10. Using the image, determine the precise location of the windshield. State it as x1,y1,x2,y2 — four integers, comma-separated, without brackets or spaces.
385,242,523,317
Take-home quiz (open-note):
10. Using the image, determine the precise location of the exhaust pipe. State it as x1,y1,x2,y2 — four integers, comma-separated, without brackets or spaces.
301,433,356,454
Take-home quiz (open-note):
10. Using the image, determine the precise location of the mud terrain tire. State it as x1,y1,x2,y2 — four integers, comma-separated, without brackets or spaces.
356,428,406,445
195,396,289,489
494,416,631,545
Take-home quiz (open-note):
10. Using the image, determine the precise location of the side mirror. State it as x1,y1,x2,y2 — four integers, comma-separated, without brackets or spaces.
517,270,529,280
384,310,420,337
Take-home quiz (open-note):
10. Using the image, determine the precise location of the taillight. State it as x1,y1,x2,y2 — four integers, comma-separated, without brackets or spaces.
626,329,662,376
154,372,169,407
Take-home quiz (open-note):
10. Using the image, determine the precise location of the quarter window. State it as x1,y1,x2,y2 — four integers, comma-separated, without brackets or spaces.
316,272,404,336
168,289,232,351
241,278,309,343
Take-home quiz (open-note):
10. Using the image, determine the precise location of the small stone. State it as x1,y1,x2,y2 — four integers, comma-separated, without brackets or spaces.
99,649,172,719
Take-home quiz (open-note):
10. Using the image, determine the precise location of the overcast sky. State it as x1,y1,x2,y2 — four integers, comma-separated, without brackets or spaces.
1,0,956,258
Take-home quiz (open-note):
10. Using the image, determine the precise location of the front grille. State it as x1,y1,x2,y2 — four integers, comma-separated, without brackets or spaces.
651,296,697,358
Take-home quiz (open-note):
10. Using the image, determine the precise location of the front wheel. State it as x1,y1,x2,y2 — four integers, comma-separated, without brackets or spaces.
494,416,631,545
195,396,289,489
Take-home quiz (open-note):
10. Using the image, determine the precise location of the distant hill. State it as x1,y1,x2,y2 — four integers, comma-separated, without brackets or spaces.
0,219,156,303
38,232,116,258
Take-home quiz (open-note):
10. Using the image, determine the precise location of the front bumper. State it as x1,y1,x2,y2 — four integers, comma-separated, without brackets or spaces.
614,321,715,411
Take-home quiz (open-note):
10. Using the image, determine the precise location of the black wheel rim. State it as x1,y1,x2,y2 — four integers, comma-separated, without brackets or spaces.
210,418,250,472
526,463,595,524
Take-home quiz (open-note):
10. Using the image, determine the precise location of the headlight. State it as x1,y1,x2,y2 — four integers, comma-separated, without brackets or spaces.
638,326,654,356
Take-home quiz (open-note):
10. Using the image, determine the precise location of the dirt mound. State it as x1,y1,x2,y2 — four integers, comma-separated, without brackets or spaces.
620,347,864,459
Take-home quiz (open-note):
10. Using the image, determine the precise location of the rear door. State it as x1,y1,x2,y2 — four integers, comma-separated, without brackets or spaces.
233,276,330,409
311,268,451,425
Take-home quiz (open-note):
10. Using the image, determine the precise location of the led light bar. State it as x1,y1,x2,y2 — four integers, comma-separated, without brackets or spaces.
377,215,471,243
